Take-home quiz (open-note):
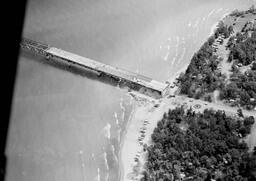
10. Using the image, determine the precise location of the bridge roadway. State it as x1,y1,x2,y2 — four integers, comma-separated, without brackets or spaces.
20,38,169,98
164,95,256,118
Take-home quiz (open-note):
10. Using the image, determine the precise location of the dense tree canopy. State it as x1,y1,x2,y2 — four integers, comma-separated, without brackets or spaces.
142,107,256,181
220,70,256,109
177,14,256,109
228,31,256,65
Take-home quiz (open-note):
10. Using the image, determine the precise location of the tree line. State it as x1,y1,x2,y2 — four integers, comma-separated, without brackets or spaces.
142,107,256,181
177,22,234,101
220,28,256,110
177,11,256,110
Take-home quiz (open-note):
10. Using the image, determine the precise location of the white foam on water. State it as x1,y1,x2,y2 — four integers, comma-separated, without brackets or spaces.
103,123,111,139
97,168,100,181
172,40,180,65
114,112,119,126
111,145,118,163
163,52,169,61
177,47,186,64
176,36,180,46
216,8,223,14
163,44,171,61
160,38,175,61
117,128,121,143
171,57,176,65
79,150,86,173
207,9,216,17
119,97,126,121
172,36,180,63
172,52,178,66
104,151,109,171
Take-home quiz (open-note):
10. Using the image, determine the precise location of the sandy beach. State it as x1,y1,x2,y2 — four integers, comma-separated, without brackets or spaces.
120,88,256,181
119,6,256,181
119,75,182,181
119,40,192,180
120,98,166,181
119,10,256,180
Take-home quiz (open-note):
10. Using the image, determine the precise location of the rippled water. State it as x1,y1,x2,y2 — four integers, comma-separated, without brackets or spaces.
5,0,255,181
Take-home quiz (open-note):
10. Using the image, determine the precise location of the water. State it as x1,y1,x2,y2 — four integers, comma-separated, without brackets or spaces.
5,0,255,181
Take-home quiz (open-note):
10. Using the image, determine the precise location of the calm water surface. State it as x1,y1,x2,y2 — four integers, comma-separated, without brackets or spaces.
6,0,255,181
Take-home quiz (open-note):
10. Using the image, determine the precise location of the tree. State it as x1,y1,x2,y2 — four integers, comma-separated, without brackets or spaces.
252,62,256,71
249,5,255,12
228,25,234,34
143,107,255,181
244,116,255,126
237,108,244,117
251,31,256,40
208,36,215,46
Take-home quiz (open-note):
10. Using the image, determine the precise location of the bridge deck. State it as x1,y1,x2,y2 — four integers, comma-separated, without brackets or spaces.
20,38,168,98
46,47,168,94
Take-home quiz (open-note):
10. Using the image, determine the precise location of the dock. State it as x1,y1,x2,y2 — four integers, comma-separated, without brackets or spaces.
20,38,169,99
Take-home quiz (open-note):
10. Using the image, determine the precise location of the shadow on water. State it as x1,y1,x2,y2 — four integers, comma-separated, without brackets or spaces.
21,50,133,91
19,50,132,181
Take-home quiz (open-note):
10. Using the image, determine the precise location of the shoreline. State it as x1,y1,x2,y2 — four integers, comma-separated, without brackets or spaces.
118,25,205,181
209,12,230,36
119,8,256,181
119,68,184,181
118,100,137,181
118,26,204,179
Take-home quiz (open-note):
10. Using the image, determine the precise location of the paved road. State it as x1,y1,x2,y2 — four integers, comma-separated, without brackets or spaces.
161,95,256,118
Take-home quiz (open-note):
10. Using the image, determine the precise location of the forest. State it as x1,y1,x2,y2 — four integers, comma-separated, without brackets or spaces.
177,21,233,101
142,107,256,181
220,29,256,109
177,10,256,110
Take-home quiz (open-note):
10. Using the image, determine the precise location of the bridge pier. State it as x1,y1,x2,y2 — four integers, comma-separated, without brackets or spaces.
20,38,168,99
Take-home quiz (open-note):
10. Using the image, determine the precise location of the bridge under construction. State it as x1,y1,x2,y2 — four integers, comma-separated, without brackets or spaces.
20,38,169,99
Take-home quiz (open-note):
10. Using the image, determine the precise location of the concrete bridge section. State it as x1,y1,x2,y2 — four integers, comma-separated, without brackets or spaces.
20,38,169,99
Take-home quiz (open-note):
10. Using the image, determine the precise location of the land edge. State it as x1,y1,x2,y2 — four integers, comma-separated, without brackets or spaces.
119,8,256,181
